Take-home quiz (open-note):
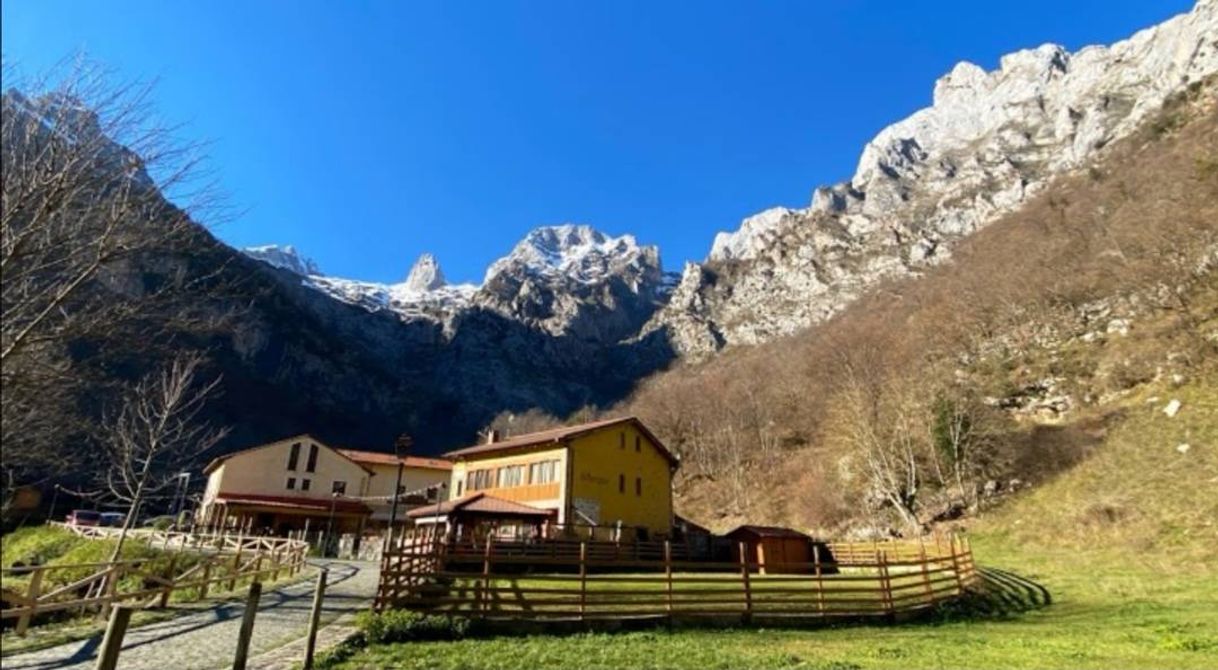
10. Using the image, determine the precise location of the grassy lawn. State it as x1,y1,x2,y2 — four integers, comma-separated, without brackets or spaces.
333,538,1217,670
332,380,1218,669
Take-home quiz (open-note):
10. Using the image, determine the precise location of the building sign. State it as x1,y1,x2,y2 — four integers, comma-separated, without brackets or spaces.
572,497,600,525
579,471,609,486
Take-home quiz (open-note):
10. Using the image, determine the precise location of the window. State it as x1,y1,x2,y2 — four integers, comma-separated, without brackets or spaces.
455,480,463,496
635,477,642,496
306,444,319,473
286,477,296,490
528,460,559,484
497,465,524,488
635,436,641,452
287,442,301,470
618,474,625,493
467,468,495,492
301,478,311,491
332,481,346,495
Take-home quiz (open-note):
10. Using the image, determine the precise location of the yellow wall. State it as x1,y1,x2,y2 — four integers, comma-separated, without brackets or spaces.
447,423,675,535
203,436,371,507
449,446,567,514
569,424,673,535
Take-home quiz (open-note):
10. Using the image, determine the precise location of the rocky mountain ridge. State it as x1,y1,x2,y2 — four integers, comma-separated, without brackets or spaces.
244,3,1216,362
244,223,676,342
650,0,1218,356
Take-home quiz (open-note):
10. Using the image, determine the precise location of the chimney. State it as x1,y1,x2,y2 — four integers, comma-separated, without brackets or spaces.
486,429,500,445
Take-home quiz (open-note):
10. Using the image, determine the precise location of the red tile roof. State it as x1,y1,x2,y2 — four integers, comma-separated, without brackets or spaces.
406,493,554,518
443,416,679,466
214,492,372,514
335,449,452,470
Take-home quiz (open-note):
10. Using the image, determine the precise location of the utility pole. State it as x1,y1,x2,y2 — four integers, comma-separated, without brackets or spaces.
385,434,412,551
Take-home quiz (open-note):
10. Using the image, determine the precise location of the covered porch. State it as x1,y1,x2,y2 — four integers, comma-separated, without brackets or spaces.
406,492,556,542
202,492,372,538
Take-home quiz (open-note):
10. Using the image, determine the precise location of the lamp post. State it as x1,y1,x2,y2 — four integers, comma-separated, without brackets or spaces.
384,434,412,552
47,484,61,523
171,472,191,531
325,492,341,558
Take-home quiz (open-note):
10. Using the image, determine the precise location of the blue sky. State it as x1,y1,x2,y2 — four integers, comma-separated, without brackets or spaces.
2,1,1194,284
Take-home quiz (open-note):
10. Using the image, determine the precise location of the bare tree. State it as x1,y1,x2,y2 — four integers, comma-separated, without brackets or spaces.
97,353,228,561
1,58,226,512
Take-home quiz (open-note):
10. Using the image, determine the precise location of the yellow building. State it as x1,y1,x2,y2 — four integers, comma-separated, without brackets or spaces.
413,417,679,540
199,434,449,536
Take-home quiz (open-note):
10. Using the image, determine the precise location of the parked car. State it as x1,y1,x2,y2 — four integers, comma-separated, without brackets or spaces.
66,509,101,526
99,512,126,527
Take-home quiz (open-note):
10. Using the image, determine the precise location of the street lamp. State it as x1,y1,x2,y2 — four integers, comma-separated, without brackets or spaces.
47,484,61,523
384,434,413,552
325,491,341,558
171,472,191,531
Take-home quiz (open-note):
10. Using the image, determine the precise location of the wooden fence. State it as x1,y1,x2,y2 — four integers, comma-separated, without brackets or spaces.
375,530,980,622
1,525,309,635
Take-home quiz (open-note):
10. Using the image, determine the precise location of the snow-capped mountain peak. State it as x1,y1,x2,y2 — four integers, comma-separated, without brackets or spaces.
403,253,447,292
485,224,654,284
243,244,322,276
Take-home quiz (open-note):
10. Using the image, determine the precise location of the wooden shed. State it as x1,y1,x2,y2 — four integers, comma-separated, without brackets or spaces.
726,525,812,574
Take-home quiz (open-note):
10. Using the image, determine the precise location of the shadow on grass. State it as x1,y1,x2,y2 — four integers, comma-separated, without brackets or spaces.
930,566,1052,622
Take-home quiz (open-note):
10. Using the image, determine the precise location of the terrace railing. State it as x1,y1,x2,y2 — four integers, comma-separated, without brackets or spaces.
375,531,980,621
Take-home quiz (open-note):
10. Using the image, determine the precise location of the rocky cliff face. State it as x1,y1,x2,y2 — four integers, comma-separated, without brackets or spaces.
245,223,675,346
25,2,1209,460
649,0,1218,357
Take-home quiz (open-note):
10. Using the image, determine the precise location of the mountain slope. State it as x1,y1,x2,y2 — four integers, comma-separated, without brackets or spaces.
619,79,1218,533
650,0,1217,357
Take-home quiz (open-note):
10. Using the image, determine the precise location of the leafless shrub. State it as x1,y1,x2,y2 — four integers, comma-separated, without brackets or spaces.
94,353,228,559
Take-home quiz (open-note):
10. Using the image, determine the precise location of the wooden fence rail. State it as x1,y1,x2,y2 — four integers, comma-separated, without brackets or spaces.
375,532,980,622
1,526,309,634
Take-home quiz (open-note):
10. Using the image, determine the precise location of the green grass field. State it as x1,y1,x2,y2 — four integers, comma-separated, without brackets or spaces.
332,380,1218,669
333,538,1217,670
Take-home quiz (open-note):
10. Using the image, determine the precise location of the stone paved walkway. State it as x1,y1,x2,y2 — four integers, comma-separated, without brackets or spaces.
3,560,378,670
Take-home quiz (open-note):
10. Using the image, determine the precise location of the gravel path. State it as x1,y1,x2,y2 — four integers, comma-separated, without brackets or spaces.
3,560,378,670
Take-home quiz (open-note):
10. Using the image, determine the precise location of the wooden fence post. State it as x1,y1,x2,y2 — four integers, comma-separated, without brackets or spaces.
949,534,965,595
578,542,588,620
878,552,894,618
738,542,752,624
94,605,133,670
664,541,673,620
199,559,213,599
231,581,262,670
304,568,328,670
812,544,825,615
481,538,494,614
963,537,976,585
917,539,934,606
16,566,44,636
159,553,180,608
99,563,120,620
228,542,244,592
